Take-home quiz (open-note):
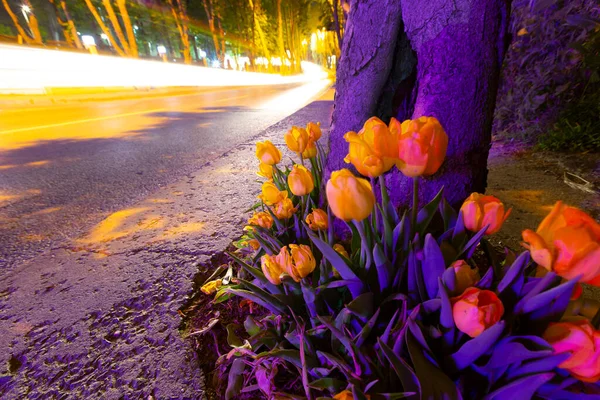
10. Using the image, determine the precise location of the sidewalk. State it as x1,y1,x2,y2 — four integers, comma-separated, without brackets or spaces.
0,95,334,399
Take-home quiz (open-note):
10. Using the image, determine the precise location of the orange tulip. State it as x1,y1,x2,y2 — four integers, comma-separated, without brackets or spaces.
543,318,600,382
287,164,314,196
256,140,282,165
257,162,274,179
302,141,317,159
247,211,274,229
306,208,328,231
460,193,512,235
261,253,285,285
326,169,375,222
287,244,316,281
270,198,297,220
284,126,309,154
306,121,322,142
396,116,448,177
522,202,600,284
451,287,504,338
344,117,397,178
247,239,260,250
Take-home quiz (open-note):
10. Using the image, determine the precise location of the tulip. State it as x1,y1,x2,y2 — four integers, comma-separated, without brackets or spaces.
261,253,285,285
288,244,316,281
306,121,322,142
200,279,222,295
451,260,480,294
460,193,512,235
247,211,274,229
256,140,282,165
543,318,600,382
333,243,349,259
396,116,448,177
287,165,314,196
306,208,328,231
522,202,600,285
247,239,260,251
333,391,353,400
271,198,297,220
284,126,309,154
302,141,317,159
344,117,397,178
451,287,504,338
257,162,273,180
258,181,287,206
326,169,375,222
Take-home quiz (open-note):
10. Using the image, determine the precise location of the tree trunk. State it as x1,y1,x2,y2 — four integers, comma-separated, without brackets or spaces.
331,0,342,50
116,0,138,57
84,0,126,56
23,0,43,43
49,0,83,48
169,0,191,64
203,0,221,64
276,0,286,73
326,0,511,208
2,0,35,44
102,0,131,56
248,0,271,72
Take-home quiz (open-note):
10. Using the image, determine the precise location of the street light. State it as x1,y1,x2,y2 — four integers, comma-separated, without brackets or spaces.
21,4,31,24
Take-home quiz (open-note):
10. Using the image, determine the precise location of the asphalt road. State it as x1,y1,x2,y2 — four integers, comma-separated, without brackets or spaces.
0,82,328,269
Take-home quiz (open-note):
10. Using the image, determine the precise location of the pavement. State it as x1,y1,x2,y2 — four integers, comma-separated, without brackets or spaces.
0,85,334,398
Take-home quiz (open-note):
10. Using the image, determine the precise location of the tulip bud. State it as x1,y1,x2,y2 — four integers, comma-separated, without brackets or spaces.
451,287,504,338
522,202,600,285
248,211,274,229
333,390,354,400
543,318,600,382
326,169,375,222
257,162,274,180
451,260,480,295
284,126,309,154
288,244,316,281
261,253,285,285
248,239,260,250
306,208,328,231
256,140,282,165
333,243,349,259
287,164,314,196
302,141,318,159
201,279,222,295
460,193,512,235
396,116,448,177
258,181,287,206
270,198,297,220
306,121,322,142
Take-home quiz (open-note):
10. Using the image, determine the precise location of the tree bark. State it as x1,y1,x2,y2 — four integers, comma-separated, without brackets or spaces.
169,0,191,64
116,0,138,57
331,0,342,50
102,0,131,55
326,0,511,208
23,0,43,43
203,0,222,64
49,0,83,48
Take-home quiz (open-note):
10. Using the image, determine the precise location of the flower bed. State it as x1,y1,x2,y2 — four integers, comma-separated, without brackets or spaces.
201,117,600,399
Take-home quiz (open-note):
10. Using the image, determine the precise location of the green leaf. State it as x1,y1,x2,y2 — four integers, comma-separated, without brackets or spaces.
225,358,246,400
226,323,243,347
316,351,357,379
308,378,346,392
450,321,505,371
378,339,421,396
256,349,317,370
406,331,460,400
346,292,374,321
423,234,446,299
519,277,579,314
354,308,380,347
306,226,362,284
244,316,261,336
483,373,553,400
226,251,282,295
416,187,443,235
224,288,285,314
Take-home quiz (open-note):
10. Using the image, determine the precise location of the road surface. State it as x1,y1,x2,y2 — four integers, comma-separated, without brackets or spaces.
0,82,328,269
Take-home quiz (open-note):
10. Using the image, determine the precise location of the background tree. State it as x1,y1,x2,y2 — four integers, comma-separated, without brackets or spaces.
48,0,82,48
83,0,138,57
2,0,43,44
326,0,512,207
167,0,191,64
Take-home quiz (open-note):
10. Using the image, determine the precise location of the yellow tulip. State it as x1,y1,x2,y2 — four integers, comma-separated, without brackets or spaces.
284,126,310,154
344,117,397,178
306,208,328,231
302,141,318,159
258,181,287,206
257,162,273,179
396,116,448,177
261,253,285,285
287,164,314,196
288,244,316,281
271,198,297,220
306,121,322,142
326,169,375,222
333,243,349,259
256,140,282,165
247,211,274,229
201,279,222,295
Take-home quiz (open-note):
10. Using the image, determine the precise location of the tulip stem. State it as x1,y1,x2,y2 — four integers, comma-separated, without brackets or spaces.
354,220,372,270
379,175,390,210
411,177,419,237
